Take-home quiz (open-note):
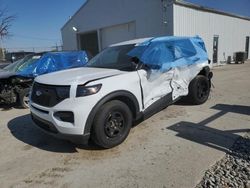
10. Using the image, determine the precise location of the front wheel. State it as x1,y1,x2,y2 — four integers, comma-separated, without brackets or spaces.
91,100,132,148
18,88,30,109
187,75,210,105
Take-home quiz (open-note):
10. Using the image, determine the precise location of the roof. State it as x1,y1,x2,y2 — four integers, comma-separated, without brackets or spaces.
111,36,203,47
174,0,250,21
110,38,153,47
61,0,90,30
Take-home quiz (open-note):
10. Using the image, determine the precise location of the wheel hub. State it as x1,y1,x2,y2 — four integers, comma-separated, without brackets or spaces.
23,94,30,107
104,112,124,138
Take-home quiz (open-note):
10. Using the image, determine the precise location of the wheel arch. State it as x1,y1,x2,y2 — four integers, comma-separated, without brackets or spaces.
84,90,140,136
198,66,210,77
197,66,213,87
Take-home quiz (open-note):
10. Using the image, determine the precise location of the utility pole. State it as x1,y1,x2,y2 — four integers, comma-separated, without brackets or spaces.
56,43,58,51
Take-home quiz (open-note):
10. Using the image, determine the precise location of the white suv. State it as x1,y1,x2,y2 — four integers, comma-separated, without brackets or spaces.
30,36,213,148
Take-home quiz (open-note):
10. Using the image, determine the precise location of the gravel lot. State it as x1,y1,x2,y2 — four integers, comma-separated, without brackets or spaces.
197,132,250,188
0,62,250,188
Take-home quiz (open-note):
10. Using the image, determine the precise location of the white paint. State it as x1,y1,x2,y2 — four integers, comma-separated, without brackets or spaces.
171,61,209,100
31,69,143,135
137,69,173,109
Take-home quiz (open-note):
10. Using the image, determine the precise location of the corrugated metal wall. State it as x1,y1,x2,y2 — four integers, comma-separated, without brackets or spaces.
174,4,250,63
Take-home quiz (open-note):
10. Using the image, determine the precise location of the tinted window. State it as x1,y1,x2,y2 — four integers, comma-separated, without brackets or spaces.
87,45,136,71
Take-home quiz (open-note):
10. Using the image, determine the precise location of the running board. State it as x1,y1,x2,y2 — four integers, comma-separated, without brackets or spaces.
143,93,173,120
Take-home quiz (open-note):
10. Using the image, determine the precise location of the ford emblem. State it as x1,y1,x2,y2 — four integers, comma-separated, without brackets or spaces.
36,90,42,97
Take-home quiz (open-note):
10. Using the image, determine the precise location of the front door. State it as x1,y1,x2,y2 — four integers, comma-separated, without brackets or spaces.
213,36,219,63
137,69,174,110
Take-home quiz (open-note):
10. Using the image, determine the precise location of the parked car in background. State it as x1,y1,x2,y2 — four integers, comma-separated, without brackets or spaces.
0,51,89,108
30,36,213,148
5,52,34,63
0,62,11,69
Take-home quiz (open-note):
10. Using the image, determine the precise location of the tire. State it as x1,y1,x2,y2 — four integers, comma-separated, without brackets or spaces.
18,88,30,109
187,75,210,105
91,100,132,148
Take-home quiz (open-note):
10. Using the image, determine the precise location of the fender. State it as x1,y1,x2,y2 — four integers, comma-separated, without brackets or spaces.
83,90,140,136
200,66,213,78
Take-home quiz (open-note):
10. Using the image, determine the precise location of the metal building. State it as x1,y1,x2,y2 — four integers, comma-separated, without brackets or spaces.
61,0,250,64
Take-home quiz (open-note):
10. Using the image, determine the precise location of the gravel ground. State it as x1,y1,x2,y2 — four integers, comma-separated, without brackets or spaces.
197,132,250,188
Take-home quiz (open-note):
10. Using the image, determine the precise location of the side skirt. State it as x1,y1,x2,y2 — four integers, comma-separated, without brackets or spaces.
142,93,174,120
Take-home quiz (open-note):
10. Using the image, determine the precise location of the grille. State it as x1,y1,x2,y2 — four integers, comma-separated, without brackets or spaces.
31,82,70,107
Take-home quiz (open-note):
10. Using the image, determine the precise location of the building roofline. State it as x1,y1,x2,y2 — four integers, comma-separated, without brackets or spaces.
61,0,250,31
61,0,90,31
174,0,250,21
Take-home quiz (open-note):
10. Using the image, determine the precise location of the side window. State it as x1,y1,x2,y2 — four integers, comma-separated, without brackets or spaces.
167,39,196,61
142,43,175,67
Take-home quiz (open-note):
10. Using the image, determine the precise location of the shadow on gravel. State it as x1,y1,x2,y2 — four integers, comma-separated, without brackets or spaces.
7,114,103,153
167,103,250,154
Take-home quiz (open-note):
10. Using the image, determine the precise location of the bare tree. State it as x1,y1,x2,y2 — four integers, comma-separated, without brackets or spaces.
0,7,15,39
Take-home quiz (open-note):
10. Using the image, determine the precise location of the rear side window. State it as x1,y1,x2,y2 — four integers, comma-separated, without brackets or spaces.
166,39,197,60
139,39,197,66
196,42,207,52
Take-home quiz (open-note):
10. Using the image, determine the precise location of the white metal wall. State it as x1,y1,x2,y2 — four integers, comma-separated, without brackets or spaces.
61,0,173,51
100,22,136,49
173,4,250,63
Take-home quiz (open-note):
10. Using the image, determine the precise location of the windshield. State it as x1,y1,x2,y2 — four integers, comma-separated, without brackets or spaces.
3,54,42,72
87,44,136,71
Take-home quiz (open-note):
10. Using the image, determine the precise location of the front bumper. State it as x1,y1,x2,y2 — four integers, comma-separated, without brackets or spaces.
29,94,99,143
31,113,90,144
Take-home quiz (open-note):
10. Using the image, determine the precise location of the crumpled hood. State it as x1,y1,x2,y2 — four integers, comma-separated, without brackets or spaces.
0,69,15,79
35,67,124,86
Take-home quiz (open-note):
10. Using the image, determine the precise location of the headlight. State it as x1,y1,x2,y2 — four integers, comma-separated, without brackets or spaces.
76,84,102,97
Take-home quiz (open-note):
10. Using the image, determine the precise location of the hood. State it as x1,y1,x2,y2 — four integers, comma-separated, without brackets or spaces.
35,67,124,86
0,69,15,79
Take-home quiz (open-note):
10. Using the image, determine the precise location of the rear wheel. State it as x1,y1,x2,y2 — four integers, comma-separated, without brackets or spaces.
18,88,30,109
187,75,210,105
91,100,132,148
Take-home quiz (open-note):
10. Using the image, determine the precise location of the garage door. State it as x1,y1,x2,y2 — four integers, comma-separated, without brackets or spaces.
100,22,136,49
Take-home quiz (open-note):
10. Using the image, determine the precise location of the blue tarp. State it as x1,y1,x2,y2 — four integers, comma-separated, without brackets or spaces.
17,51,88,78
128,36,208,71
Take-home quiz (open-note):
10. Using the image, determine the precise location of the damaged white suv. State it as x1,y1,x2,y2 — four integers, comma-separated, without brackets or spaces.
30,36,213,148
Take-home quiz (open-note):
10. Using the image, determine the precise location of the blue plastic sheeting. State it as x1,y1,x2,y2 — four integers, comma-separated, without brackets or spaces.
17,51,88,78
128,36,208,71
